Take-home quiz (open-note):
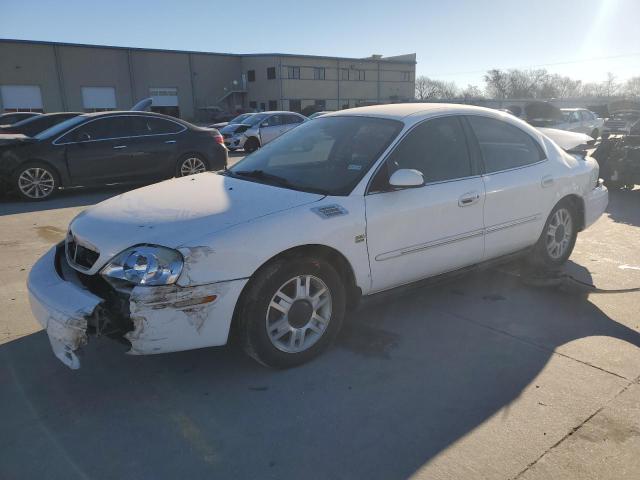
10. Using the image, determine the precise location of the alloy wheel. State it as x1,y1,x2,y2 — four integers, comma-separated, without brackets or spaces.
546,208,573,259
18,167,55,199
266,275,333,353
179,157,207,176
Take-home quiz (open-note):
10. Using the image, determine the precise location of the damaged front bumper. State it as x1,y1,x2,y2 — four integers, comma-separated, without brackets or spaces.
27,244,248,369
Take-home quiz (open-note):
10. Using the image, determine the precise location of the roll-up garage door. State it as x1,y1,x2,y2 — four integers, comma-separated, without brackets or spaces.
149,87,179,117
81,87,117,111
1,85,44,112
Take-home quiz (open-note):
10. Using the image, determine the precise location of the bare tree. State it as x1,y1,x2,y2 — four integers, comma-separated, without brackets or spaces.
622,76,640,97
461,84,483,99
414,76,430,100
414,76,459,100
483,69,509,99
603,72,619,97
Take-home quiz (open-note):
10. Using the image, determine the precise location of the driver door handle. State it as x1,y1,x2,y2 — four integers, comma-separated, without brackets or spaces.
113,145,127,150
458,191,481,207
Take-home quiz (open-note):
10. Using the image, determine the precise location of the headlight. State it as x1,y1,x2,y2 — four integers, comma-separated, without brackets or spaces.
101,245,183,286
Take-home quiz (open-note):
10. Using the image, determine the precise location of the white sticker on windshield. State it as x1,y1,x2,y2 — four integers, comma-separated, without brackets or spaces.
348,164,362,171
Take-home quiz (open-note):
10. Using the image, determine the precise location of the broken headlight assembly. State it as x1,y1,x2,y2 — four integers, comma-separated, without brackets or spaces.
101,245,183,286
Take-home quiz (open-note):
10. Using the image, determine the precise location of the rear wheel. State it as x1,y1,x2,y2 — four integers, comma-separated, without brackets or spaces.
244,137,260,153
14,163,58,201
237,256,346,368
530,200,578,268
176,154,207,177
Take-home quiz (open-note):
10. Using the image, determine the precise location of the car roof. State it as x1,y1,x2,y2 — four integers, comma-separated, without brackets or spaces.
77,110,189,124
260,111,304,116
323,103,515,121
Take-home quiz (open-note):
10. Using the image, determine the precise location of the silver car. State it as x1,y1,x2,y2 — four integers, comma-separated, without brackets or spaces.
226,111,306,152
558,108,604,139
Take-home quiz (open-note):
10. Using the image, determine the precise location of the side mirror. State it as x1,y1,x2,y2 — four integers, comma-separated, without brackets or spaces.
77,132,91,142
260,121,269,128
389,169,424,188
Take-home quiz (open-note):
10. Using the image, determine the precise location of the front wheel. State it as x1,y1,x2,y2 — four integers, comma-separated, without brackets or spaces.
237,256,346,368
176,154,208,177
14,163,59,201
530,201,578,268
244,137,260,153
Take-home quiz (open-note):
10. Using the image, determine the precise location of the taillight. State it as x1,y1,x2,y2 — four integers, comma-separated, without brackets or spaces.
213,133,224,145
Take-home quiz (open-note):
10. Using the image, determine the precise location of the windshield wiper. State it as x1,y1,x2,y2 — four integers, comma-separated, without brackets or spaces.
233,169,293,187
231,169,330,195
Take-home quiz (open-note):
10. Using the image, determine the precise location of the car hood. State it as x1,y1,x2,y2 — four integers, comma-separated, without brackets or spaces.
537,127,594,150
68,172,325,274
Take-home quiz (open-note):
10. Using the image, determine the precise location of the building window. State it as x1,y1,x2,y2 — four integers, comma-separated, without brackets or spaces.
342,102,350,110
314,99,326,109
267,67,276,80
148,87,179,117
247,70,256,82
289,99,301,113
1,85,44,112
260,102,266,111
268,100,278,110
313,68,325,80
287,66,300,79
249,100,257,109
402,71,411,81
81,86,117,113
356,70,366,81
341,68,349,80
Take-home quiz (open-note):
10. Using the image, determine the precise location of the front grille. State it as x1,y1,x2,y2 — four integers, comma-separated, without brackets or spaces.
66,233,99,270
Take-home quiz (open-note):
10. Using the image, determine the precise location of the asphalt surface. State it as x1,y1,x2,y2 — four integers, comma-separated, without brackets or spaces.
0,168,639,479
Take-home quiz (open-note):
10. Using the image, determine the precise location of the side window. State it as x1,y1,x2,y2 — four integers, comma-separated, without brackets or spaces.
371,116,472,191
63,117,133,142
467,116,545,173
580,111,593,121
285,114,304,124
264,115,282,127
131,116,183,135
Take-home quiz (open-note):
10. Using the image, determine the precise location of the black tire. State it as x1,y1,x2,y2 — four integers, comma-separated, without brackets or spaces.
175,153,208,177
244,137,260,153
13,162,59,201
529,200,578,268
237,255,346,368
591,129,599,140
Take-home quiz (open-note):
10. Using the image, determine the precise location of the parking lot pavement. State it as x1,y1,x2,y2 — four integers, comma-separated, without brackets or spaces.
0,184,639,480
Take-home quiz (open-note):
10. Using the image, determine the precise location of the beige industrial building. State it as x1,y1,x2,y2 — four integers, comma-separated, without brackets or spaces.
0,39,416,121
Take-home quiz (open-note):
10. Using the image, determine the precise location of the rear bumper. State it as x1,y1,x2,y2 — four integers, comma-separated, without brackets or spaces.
27,244,247,369
584,183,608,229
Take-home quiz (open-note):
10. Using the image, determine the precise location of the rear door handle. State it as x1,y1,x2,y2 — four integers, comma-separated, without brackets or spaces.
458,191,481,207
541,175,555,188
113,145,127,149
165,140,176,144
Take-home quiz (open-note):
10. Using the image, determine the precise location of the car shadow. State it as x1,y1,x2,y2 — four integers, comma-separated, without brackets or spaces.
1,259,638,479
0,185,133,216
606,186,640,227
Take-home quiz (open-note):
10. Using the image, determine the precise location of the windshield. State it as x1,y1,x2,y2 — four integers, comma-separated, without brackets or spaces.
227,116,402,195
229,113,253,124
34,115,87,140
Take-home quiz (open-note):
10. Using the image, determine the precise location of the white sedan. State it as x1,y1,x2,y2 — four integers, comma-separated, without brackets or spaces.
28,104,608,369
